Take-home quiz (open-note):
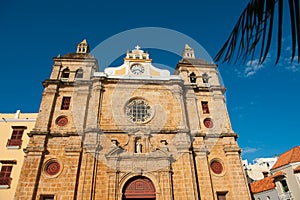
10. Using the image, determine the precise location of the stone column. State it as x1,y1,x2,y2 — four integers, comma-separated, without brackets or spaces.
184,86,201,134
14,135,46,200
193,144,214,200
173,132,199,200
34,83,58,132
85,80,103,129
172,85,189,131
224,146,251,200
107,169,119,200
76,137,99,200
64,138,82,199
158,169,174,200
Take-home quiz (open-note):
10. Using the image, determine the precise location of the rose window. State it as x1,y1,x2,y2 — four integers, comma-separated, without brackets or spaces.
125,99,152,123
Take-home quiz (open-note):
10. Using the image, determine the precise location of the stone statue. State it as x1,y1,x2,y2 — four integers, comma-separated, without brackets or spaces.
136,141,142,153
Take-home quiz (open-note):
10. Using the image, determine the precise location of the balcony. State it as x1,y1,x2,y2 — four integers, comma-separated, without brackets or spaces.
279,191,292,200
6,139,22,149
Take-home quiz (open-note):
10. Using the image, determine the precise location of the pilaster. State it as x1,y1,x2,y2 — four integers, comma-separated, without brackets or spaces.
14,134,47,200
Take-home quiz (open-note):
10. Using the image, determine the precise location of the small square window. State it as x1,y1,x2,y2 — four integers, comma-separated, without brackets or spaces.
61,97,71,110
0,165,12,188
217,192,227,200
40,195,54,200
201,101,210,114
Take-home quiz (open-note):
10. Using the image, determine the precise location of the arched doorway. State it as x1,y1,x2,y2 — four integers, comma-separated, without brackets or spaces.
122,176,156,200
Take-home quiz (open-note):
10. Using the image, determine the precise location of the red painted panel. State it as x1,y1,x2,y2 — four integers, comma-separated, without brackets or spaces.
123,177,156,199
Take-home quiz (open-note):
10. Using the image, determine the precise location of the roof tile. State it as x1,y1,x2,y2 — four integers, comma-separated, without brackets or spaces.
272,171,285,177
250,176,276,194
271,146,300,170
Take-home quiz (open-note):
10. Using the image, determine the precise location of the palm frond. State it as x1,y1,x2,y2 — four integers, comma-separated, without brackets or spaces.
214,0,300,65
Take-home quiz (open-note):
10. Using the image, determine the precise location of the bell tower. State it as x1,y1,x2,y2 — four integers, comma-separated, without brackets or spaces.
15,40,98,200
176,44,251,199
182,44,195,59
76,39,90,53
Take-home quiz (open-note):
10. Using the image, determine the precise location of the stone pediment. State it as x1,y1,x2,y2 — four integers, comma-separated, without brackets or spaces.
105,145,172,172
106,146,126,157
104,63,170,80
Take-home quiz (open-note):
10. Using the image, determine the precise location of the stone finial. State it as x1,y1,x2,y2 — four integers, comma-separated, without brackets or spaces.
182,44,195,59
76,39,90,53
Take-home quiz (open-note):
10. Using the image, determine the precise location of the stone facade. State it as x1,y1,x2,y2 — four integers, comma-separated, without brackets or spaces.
15,41,251,200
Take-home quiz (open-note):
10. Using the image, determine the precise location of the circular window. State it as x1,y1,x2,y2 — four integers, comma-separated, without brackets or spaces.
43,159,62,178
125,99,152,123
56,116,68,126
203,118,213,128
210,160,223,174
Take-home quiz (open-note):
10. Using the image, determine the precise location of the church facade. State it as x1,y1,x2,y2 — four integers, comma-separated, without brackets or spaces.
15,40,251,200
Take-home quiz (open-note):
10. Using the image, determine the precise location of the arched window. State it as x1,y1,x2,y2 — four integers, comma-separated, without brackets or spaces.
189,72,197,83
75,69,83,79
61,68,70,79
202,72,209,83
122,176,155,200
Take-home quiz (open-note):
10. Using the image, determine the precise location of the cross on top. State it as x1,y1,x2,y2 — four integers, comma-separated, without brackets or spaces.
135,45,141,50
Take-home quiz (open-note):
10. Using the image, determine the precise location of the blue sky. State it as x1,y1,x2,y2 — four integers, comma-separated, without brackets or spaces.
1,0,299,162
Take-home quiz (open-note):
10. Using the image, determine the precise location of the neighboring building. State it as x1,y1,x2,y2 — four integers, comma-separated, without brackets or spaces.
271,146,300,200
250,146,300,200
0,110,37,199
15,40,251,199
244,157,278,182
250,175,280,200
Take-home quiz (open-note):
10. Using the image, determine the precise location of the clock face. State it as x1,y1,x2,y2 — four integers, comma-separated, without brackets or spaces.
130,64,144,75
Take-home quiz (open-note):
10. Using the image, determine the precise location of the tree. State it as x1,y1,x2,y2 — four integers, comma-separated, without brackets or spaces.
214,0,300,65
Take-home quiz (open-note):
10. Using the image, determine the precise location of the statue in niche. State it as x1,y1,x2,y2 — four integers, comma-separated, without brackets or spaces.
136,141,142,153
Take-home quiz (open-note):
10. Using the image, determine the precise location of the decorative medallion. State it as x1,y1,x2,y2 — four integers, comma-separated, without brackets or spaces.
210,160,223,174
42,159,63,178
56,116,68,126
125,99,152,123
203,118,213,128
45,161,60,176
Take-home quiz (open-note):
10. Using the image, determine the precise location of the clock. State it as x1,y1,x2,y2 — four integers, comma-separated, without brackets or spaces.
130,64,144,75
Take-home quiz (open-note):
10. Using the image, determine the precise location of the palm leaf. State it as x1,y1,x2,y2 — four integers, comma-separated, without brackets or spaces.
214,0,300,65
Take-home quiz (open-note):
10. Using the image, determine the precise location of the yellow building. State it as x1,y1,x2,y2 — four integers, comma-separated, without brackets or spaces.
0,110,37,199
